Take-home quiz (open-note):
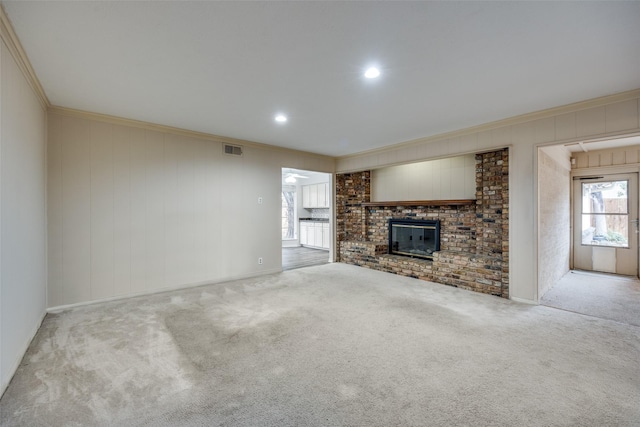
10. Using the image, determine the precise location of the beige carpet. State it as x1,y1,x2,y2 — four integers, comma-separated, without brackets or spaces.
1,263,639,426
541,270,640,326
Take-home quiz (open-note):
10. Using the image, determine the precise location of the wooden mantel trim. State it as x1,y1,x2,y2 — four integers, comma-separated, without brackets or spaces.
361,199,476,207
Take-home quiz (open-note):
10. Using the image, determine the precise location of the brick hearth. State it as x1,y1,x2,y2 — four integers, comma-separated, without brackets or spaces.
336,148,509,298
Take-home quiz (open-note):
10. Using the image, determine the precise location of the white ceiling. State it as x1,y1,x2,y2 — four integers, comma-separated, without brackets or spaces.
3,1,640,157
282,168,328,186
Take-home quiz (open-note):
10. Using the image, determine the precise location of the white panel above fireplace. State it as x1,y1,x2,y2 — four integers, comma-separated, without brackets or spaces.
371,154,476,201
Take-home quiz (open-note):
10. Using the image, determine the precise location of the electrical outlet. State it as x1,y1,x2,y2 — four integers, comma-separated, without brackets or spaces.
258,197,263,204
258,257,263,265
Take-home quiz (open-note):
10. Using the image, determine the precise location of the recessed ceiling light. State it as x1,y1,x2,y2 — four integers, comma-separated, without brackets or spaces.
275,114,288,123
364,67,381,79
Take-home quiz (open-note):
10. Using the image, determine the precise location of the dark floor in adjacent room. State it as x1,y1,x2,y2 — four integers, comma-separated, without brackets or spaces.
282,246,329,271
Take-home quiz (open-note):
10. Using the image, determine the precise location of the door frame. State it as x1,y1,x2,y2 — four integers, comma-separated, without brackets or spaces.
280,167,335,265
571,166,640,277
569,174,640,277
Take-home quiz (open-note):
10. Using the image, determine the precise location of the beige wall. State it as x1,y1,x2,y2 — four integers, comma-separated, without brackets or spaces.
537,147,571,298
371,155,476,201
337,91,640,303
47,110,334,308
0,40,47,394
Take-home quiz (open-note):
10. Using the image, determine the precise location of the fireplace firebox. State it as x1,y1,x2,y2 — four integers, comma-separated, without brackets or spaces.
389,219,440,260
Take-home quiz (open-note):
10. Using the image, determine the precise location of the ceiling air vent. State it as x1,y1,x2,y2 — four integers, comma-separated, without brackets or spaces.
223,144,243,156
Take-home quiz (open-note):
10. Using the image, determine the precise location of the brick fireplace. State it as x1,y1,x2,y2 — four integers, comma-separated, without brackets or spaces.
336,148,509,298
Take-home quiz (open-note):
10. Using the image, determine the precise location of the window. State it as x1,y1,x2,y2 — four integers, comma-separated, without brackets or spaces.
581,180,629,247
282,186,296,239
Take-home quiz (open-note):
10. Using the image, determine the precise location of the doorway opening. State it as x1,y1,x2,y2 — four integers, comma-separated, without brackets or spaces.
537,134,640,326
281,168,332,270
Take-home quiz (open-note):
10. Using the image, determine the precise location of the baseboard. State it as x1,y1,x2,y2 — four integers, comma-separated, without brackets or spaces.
510,296,538,305
0,310,47,399
47,268,283,313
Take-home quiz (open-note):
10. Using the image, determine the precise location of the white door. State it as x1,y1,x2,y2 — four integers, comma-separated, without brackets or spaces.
573,173,638,276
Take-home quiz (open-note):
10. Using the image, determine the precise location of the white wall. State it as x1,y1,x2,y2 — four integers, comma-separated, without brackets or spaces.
371,155,476,201
47,110,334,308
337,90,640,303
0,40,47,395
537,147,571,298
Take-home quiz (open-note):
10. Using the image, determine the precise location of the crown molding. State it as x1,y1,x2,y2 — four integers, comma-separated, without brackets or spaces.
0,4,49,108
338,88,640,161
48,106,336,161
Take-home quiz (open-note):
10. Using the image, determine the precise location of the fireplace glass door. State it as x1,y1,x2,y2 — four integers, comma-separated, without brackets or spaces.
389,219,440,260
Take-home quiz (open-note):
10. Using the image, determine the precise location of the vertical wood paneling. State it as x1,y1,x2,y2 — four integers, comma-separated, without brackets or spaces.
228,154,247,274
612,150,626,165
476,130,492,148
576,106,606,137
145,130,165,290
404,163,417,200
451,155,465,198
47,110,334,307
431,159,442,200
533,117,555,143
370,156,476,201
47,114,63,307
599,152,612,166
89,121,114,300
576,153,589,168
605,100,638,133
113,125,131,296
510,141,535,301
174,135,196,285
439,157,452,198
163,135,180,286
463,156,475,197
1,41,47,396
192,139,215,281
61,116,91,304
555,113,576,141
491,126,512,146
512,122,534,145
128,128,146,293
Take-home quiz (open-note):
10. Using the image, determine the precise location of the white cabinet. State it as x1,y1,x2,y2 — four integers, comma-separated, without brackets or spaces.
325,183,330,207
314,223,323,248
299,220,330,250
308,223,316,246
302,183,330,208
317,183,326,207
300,222,308,245
309,185,318,208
